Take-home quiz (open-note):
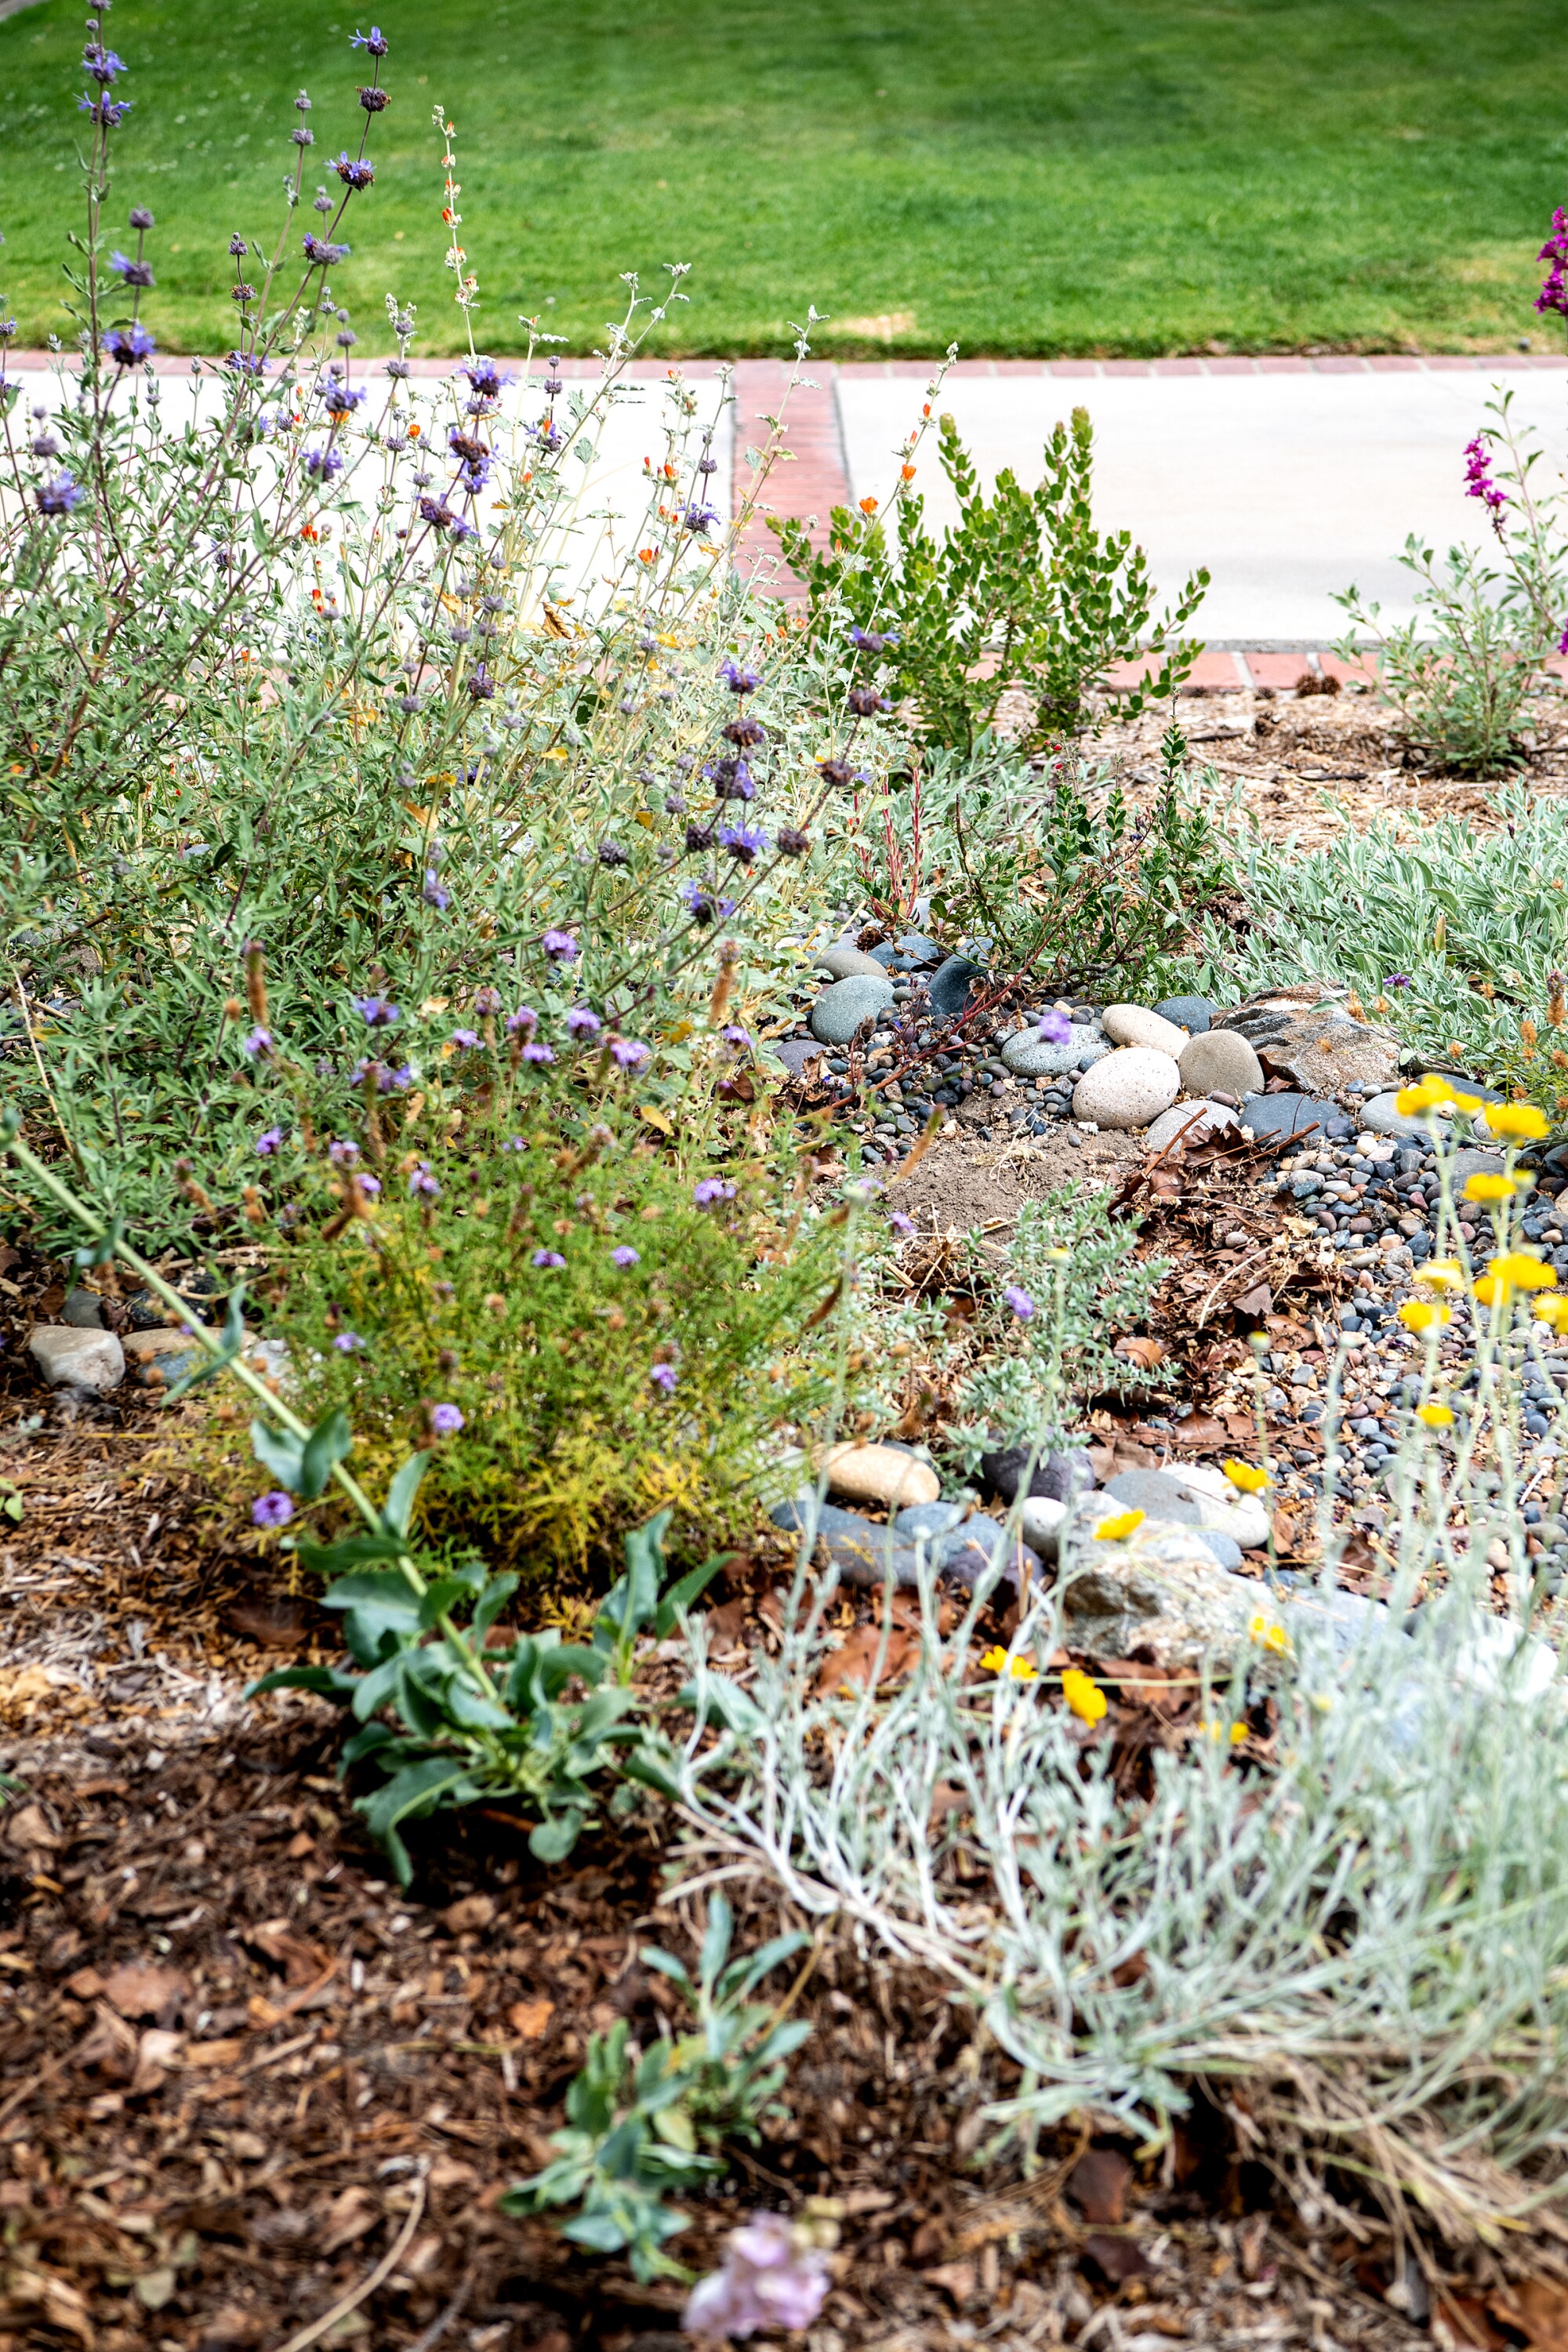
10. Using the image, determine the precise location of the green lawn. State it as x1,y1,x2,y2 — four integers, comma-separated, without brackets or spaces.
2,0,1566,357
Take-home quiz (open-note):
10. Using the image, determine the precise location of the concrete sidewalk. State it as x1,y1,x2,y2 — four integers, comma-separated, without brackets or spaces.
739,352,1568,652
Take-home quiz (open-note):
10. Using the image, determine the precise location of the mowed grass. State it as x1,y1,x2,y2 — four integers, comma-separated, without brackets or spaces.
1,0,1566,357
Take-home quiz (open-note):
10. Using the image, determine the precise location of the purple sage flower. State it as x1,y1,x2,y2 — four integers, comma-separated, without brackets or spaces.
423,871,451,915
408,1161,441,1199
720,657,761,694
532,1248,566,1269
105,323,157,368
694,1178,736,1207
242,1025,273,1058
566,1006,601,1038
356,1172,383,1198
430,1402,464,1437
506,1006,539,1035
610,1244,641,1267
1004,1284,1036,1320
521,1040,556,1064
541,928,579,962
252,1491,294,1530
719,821,768,866
887,1211,916,1237
609,1038,650,1070
357,994,400,1027
1384,974,1414,989
682,2212,831,2340
334,1330,367,1352
36,473,82,517
109,250,154,289
1036,1007,1073,1047
303,447,344,483
649,1363,677,1395
449,1027,478,1049
256,1125,285,1156
329,1139,359,1163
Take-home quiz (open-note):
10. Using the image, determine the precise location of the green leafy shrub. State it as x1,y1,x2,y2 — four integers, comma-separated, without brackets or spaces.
504,1894,810,2279
773,405,1207,753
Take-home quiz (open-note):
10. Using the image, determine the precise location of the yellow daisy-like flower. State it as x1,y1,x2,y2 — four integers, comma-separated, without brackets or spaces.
1395,1078,1453,1117
1229,1721,1249,1747
1399,1300,1450,1334
1535,1296,1568,1332
980,1645,1038,1682
1094,1508,1145,1541
1061,1666,1107,1725
1222,1459,1269,1494
1484,1101,1550,1142
1487,1251,1557,1291
1417,1258,1467,1292
1465,1172,1525,1204
1247,1612,1290,1656
1416,1402,1455,1428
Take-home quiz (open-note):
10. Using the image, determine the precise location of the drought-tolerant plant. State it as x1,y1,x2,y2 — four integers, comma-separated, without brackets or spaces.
1184,779,1568,1116
773,404,1207,753
504,1893,811,2280
668,1100,1568,2245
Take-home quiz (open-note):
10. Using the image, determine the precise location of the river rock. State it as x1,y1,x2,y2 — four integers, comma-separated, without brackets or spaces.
895,1499,973,1538
62,1287,106,1330
896,933,943,966
1055,1509,1275,1668
822,1442,940,1511
1151,1459,1272,1549
1145,1100,1239,1154
1240,1091,1349,1142
1178,1029,1264,1100
1020,1494,1068,1556
1073,1047,1181,1131
1103,1468,1204,1529
1218,992,1399,1098
1000,1029,1085,1079
981,1445,1096,1507
809,974,895,1045
768,1037,827,1080
1360,1090,1442,1141
28,1326,125,1393
813,943,890,981
1453,1148,1507,1190
1154,995,1214,1035
1102,1004,1189,1055
927,955,985,1022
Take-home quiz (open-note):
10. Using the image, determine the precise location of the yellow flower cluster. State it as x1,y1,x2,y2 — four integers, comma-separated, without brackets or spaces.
1061,1667,1107,1725
1248,1612,1290,1657
1094,1508,1145,1541
980,1645,1037,1682
1222,1459,1269,1494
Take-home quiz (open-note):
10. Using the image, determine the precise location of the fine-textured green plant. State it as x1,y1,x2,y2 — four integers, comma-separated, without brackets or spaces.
774,406,1207,753
1183,779,1568,1116
1334,391,1567,775
503,1893,810,2279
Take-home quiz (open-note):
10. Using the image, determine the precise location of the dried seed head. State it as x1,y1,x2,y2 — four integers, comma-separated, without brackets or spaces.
1550,972,1566,1028
245,940,269,1025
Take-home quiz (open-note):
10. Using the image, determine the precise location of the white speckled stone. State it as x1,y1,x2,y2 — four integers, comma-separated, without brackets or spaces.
1102,1004,1189,1055
1073,1047,1181,1131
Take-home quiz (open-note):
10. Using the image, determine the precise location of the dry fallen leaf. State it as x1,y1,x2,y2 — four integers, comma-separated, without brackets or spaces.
315,2185,380,2256
1490,2281,1568,2352
130,2027,183,2096
508,1998,555,2041
923,2261,977,2305
815,1621,916,1697
440,1893,496,1936
101,1961,189,2020
1113,1335,1166,1371
1069,2147,1132,2227
1083,2232,1155,2285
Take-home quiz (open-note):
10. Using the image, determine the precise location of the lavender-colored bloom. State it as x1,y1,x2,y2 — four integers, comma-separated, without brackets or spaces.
566,1005,601,1038
334,1330,367,1352
1037,1007,1073,1047
357,1172,383,1197
423,870,450,910
462,358,514,401
466,666,495,701
684,503,719,535
252,1490,295,1529
78,94,133,126
227,234,248,256
350,23,390,53
473,986,502,1017
683,2212,831,2341
610,1038,650,1070
292,125,315,147
302,234,352,267
1383,973,1414,989
1004,1283,1036,1321
357,995,400,1027
129,206,154,230
720,658,760,694
450,1027,479,1049
82,42,127,84
332,151,376,188
110,250,154,288
506,1006,539,1035
385,356,411,379
321,379,366,416
610,1245,641,1268
303,447,343,481
408,1161,441,1199
328,1139,359,1163
256,1124,285,1156
597,840,630,867
694,1177,735,1207
848,684,891,717
649,1363,677,1395
887,1210,916,1237
541,928,579,962
430,1403,465,1437
30,433,59,459
776,827,811,857
503,1135,527,1152
816,756,869,790
722,1024,752,1050
711,757,756,802
848,623,900,652
723,713,767,748
521,1040,555,1064
532,1248,566,1269
719,821,767,866
242,1025,273,1058
105,323,155,367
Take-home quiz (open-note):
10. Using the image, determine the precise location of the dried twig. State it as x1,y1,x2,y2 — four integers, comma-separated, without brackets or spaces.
271,2164,428,2352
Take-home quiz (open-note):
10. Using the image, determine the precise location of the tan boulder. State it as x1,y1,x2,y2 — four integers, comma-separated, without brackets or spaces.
821,1443,941,1512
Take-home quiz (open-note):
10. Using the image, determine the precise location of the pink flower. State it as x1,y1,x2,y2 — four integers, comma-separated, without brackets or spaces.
682,2211,830,2340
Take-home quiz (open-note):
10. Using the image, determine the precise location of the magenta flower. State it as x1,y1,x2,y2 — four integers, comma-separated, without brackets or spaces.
532,1248,566,1269
610,1038,650,1070
1463,434,1507,529
682,2211,831,2340
1004,1283,1036,1320
541,928,579,962
430,1402,464,1437
722,1023,752,1049
252,1491,294,1530
610,1244,641,1268
649,1363,677,1395
1036,1007,1073,1047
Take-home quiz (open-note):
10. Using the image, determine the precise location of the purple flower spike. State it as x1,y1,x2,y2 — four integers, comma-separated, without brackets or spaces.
357,995,400,1027
334,1330,367,1352
423,871,451,911
609,1038,650,1070
720,657,761,694
541,928,579,962
256,1125,285,1156
506,1006,539,1035
532,1248,566,1269
450,1028,479,1049
242,1025,273,1058
356,1172,383,1198
37,472,82,517
1384,973,1414,989
683,2212,831,2340
610,1244,641,1268
1036,1007,1073,1047
566,1006,601,1038
430,1402,464,1437
887,1211,916,1237
408,1161,441,1198
252,1491,294,1530
1004,1284,1036,1321
521,1040,555,1064
649,1363,677,1395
